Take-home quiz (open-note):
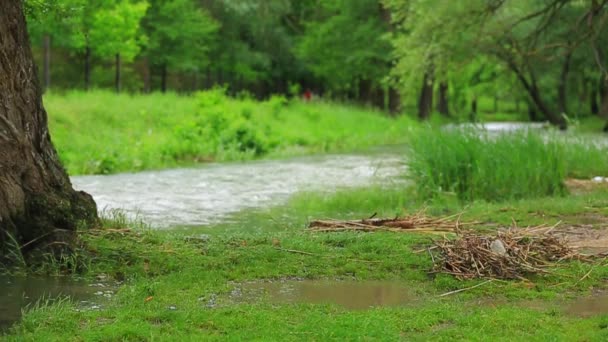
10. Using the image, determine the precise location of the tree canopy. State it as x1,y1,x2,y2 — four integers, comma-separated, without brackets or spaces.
25,0,608,129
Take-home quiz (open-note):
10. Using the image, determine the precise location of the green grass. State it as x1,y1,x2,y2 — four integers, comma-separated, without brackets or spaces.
45,89,413,175
4,186,608,340
408,128,608,202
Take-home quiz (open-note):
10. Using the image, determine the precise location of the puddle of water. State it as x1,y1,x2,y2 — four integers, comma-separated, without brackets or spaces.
565,294,608,318
71,152,406,228
229,280,414,310
0,276,116,331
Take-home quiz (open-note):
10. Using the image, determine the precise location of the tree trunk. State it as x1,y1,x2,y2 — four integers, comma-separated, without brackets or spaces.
371,86,385,111
142,57,151,93
437,81,449,117
84,45,91,91
557,51,572,115
600,76,608,116
0,2,98,261
161,63,167,93
527,101,538,121
509,63,566,129
470,97,478,122
42,34,50,92
591,86,599,115
600,77,608,132
388,87,401,115
418,72,433,120
115,53,121,93
357,79,369,104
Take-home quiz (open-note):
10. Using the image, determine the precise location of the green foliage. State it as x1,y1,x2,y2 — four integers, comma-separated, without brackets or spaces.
45,90,412,175
297,0,392,92
143,0,219,71
89,0,148,61
408,128,570,202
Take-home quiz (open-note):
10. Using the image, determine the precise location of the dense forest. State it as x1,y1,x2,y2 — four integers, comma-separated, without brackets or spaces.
25,0,608,129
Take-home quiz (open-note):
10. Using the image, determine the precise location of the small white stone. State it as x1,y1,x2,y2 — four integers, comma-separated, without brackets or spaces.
490,239,507,256
592,176,605,183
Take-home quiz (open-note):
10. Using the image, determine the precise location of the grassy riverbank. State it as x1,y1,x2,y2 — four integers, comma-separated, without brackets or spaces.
4,184,608,340
45,90,413,175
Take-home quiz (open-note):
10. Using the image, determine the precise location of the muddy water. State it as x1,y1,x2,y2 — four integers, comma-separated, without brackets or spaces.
229,280,415,310
71,151,406,228
0,276,115,331
565,294,608,317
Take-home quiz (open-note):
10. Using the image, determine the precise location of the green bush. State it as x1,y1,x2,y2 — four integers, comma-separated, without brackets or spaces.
408,128,568,202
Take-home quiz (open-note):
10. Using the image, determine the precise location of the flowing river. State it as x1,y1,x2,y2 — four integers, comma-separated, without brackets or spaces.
70,148,407,227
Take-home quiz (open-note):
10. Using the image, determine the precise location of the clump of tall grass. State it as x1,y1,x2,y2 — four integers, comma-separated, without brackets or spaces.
408,128,568,202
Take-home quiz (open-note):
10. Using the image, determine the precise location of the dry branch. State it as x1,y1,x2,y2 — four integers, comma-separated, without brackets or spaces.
432,226,582,280
308,211,472,233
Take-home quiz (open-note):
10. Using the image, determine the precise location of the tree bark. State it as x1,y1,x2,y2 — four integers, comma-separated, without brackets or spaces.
115,53,121,93
42,34,50,92
418,72,433,120
0,2,98,261
84,45,91,91
437,81,449,117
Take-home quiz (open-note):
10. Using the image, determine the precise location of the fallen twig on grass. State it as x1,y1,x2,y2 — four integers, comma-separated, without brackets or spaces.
308,211,474,233
438,279,496,297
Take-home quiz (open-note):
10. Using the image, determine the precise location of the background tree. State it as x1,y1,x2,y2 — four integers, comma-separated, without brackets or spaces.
142,0,218,92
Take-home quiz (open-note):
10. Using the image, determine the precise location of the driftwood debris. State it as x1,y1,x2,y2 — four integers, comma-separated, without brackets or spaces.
433,226,580,280
308,211,470,233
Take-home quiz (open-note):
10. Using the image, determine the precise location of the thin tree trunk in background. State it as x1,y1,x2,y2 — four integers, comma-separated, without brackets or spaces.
371,87,385,111
193,72,199,92
600,77,608,132
204,68,212,89
515,98,520,112
437,81,449,116
358,79,372,105
418,72,433,120
0,1,98,259
142,57,150,93
115,53,121,93
493,97,498,113
470,97,478,121
591,85,599,114
84,46,91,91
43,34,50,91
599,77,607,116
528,101,538,121
388,87,401,115
508,62,567,129
557,51,572,115
161,63,167,93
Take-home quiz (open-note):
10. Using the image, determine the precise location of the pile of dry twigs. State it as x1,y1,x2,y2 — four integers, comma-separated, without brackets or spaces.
308,211,469,233
432,226,580,280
